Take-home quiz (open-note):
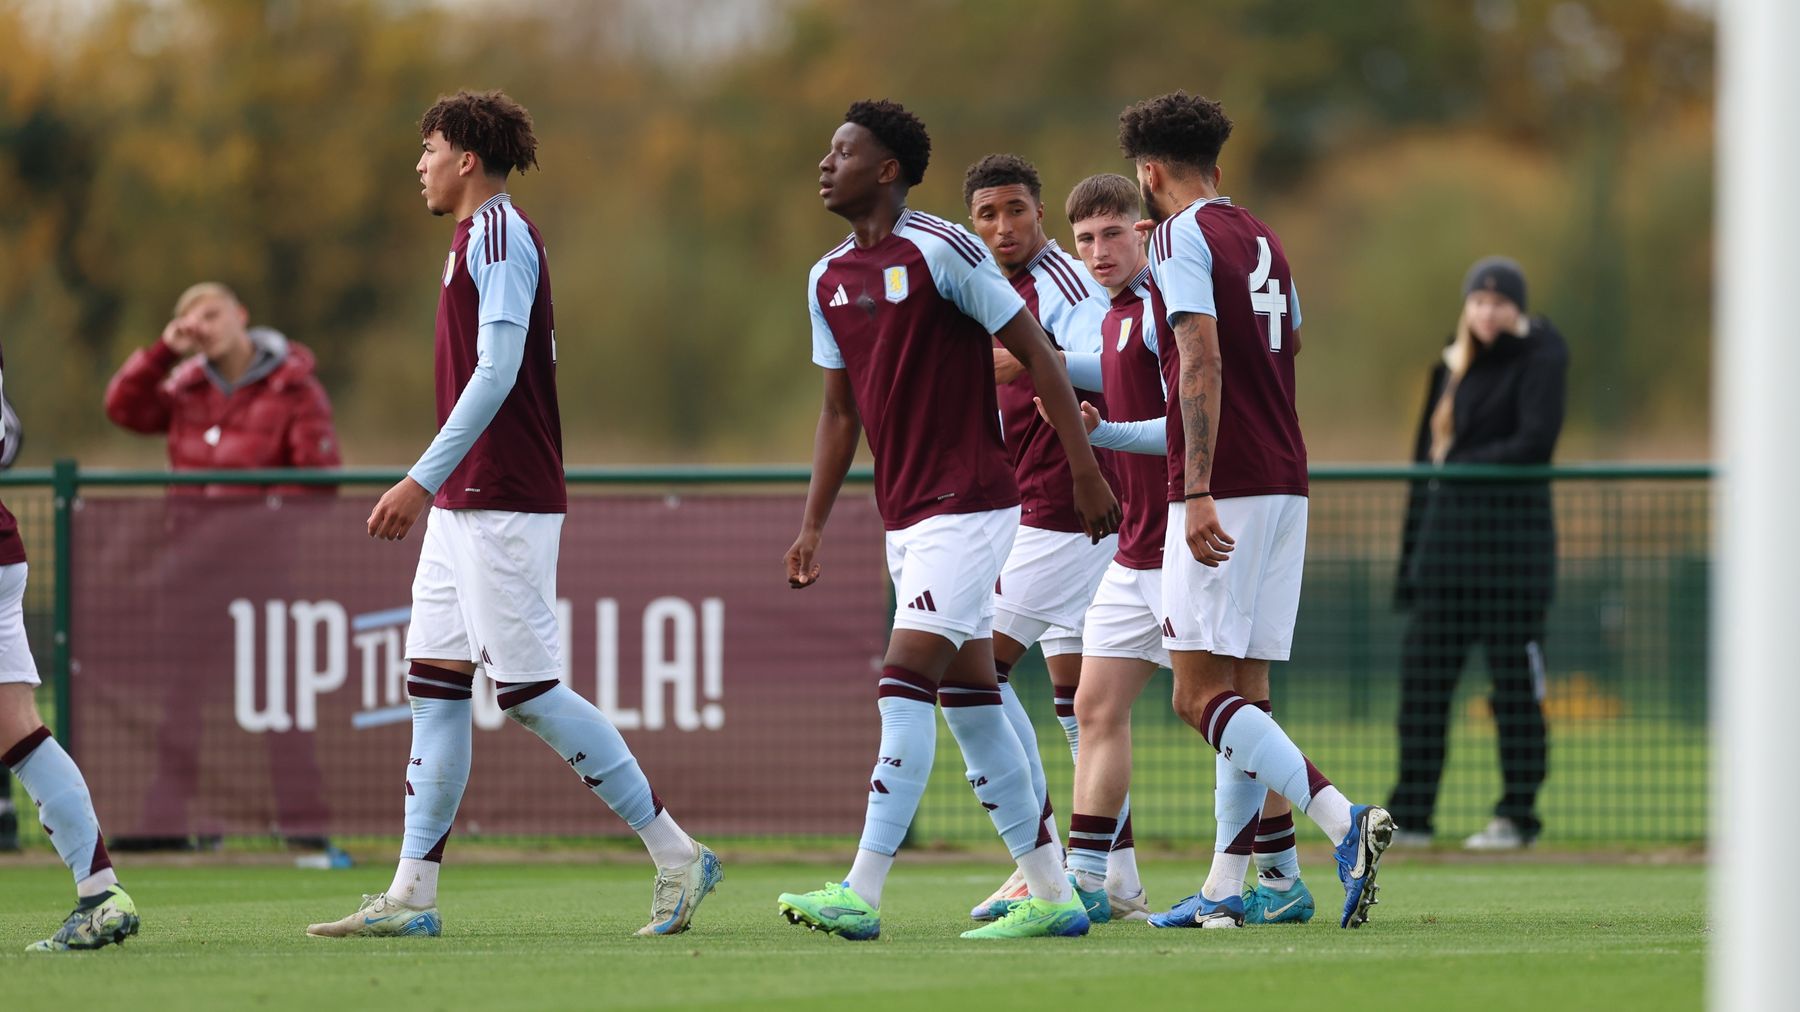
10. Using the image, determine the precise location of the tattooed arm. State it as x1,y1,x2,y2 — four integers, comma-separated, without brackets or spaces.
1171,311,1234,566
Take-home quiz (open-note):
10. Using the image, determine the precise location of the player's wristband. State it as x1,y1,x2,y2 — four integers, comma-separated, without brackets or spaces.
1183,491,1212,501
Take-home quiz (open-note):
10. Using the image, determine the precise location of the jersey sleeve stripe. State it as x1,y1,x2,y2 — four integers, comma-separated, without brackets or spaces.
482,209,494,265
500,207,509,263
1037,261,1080,306
914,216,986,266
1042,256,1087,305
910,216,984,266
914,212,987,264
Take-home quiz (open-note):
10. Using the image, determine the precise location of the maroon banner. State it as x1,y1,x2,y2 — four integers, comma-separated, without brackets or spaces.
70,493,888,837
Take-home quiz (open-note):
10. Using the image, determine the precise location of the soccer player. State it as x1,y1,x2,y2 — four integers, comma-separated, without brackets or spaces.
1123,91,1394,929
0,346,140,952
307,90,720,939
1044,171,1172,927
1063,172,1319,926
777,100,1120,941
959,154,1138,923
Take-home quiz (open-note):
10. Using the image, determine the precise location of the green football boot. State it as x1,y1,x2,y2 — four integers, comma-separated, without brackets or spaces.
26,885,140,952
960,894,1091,939
777,881,881,941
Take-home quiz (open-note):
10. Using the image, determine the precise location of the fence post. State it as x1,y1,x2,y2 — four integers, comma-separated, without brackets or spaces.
50,458,76,746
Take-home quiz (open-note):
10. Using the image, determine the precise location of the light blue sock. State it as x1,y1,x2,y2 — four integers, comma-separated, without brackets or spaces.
400,696,472,862
504,682,658,830
1204,754,1263,900
996,680,1048,815
4,728,113,889
857,694,937,857
940,684,1041,858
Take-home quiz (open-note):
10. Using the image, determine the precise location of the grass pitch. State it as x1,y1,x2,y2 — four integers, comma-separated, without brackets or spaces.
0,854,1702,1011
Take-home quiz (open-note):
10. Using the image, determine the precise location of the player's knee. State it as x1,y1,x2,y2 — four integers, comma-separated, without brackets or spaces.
1073,692,1128,737
1170,684,1214,730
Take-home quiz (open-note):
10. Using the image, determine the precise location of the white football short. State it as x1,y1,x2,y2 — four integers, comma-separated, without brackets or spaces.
1162,495,1307,661
887,507,1020,650
1081,561,1169,667
992,526,1115,658
405,507,564,681
0,563,39,687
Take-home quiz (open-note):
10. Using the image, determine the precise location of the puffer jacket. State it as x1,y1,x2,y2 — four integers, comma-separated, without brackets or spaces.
104,327,341,496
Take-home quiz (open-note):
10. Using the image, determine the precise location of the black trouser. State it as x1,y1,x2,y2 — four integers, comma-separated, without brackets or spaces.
1386,601,1548,837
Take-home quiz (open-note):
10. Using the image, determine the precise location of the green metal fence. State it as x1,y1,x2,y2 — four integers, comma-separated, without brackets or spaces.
1,461,1708,848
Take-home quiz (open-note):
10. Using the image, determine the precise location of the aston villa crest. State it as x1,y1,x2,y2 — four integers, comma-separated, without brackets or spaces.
883,265,909,303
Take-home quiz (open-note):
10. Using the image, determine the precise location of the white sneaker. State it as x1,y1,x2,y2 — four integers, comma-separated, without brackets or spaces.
1107,887,1152,922
305,892,440,937
1463,817,1532,851
637,843,723,936
970,867,1029,921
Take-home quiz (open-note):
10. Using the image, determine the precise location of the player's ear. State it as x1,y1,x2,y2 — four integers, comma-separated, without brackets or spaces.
1210,164,1223,191
877,157,901,187
459,149,479,178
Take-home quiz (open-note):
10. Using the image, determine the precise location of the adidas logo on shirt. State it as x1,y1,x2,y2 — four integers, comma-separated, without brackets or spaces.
905,590,938,612
828,284,849,307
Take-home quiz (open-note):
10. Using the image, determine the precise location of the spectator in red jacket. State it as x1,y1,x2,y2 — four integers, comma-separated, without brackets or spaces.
105,282,340,493
103,282,349,867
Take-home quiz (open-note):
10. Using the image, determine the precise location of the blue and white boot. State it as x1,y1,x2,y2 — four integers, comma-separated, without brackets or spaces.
1335,805,1395,928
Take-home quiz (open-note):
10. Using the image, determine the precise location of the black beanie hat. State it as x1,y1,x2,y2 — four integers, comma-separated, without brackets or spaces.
1462,256,1527,312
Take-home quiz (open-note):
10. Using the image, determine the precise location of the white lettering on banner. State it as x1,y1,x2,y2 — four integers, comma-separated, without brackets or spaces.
232,597,727,733
291,601,347,731
595,599,637,729
352,626,406,711
231,598,292,732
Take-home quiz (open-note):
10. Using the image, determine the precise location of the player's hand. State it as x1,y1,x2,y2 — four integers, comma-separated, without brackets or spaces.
786,530,823,588
992,348,1026,385
1034,395,1100,433
161,317,200,357
1072,470,1121,544
368,477,433,541
1184,496,1235,567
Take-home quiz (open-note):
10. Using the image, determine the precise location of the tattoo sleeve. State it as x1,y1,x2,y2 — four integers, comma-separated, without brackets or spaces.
1170,311,1221,495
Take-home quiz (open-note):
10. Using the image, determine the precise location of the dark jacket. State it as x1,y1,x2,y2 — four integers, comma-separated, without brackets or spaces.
104,327,341,496
1395,317,1568,612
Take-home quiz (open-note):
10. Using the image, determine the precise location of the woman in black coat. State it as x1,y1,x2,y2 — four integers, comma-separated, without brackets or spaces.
1387,257,1568,849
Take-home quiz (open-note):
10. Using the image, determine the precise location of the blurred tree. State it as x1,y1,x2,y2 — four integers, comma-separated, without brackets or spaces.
0,0,1715,465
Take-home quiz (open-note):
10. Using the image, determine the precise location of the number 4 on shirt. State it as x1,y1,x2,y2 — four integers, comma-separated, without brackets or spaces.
1248,236,1286,353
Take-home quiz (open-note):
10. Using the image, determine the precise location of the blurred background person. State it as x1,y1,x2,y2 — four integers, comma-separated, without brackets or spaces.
1387,257,1568,851
102,281,347,865
104,282,340,494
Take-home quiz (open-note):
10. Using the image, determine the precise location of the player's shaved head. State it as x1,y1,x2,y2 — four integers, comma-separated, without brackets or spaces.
963,154,1041,209
843,100,931,188
420,90,540,179
1118,91,1233,175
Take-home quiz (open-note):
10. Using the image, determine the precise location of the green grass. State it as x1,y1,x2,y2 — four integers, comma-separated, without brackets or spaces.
0,857,1704,1011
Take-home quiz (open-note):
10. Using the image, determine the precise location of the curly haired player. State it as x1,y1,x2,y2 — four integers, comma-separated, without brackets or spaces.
1121,91,1394,929
306,90,720,940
